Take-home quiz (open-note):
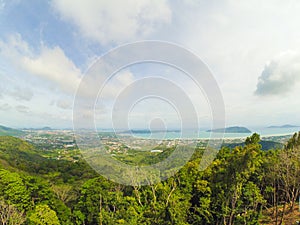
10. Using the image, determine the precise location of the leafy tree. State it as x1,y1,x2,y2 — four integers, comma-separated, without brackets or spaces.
1,134,300,224
245,133,261,146
209,134,264,225
28,204,60,225
0,198,26,225
0,169,31,211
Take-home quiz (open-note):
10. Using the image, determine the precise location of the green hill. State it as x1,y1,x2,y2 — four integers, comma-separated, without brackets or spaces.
223,140,283,151
0,125,25,136
0,136,96,181
0,136,45,171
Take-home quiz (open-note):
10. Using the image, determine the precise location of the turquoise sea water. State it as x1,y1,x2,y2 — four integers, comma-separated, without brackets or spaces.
121,127,300,140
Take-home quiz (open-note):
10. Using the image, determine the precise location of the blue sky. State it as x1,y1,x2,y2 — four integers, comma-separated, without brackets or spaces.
1,0,300,129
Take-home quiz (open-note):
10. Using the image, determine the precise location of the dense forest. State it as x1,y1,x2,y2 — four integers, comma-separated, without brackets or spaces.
0,133,300,224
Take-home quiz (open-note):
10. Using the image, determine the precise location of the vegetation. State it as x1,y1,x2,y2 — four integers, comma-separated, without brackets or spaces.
223,140,284,150
0,133,299,224
0,125,24,137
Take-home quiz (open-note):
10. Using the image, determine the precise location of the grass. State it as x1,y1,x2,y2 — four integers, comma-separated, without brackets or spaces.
261,204,300,224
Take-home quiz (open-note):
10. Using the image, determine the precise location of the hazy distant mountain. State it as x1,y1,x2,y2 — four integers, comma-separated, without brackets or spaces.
223,140,284,151
207,126,251,133
0,125,25,136
267,124,299,128
23,127,52,131
40,126,52,130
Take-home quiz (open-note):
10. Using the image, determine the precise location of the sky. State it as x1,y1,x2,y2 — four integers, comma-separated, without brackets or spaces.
0,0,300,129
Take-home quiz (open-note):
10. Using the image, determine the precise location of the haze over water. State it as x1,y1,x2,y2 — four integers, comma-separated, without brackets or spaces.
111,127,300,140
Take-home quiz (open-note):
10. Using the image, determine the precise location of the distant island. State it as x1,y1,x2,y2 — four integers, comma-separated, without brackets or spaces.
267,124,299,128
207,126,251,133
40,126,52,130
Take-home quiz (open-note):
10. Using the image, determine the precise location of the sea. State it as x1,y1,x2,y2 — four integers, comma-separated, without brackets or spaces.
112,127,300,140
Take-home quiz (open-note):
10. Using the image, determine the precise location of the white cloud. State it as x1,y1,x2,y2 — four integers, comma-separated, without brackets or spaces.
2,1,300,128
0,103,11,111
15,105,30,113
0,34,139,100
56,99,72,109
100,70,135,99
0,33,30,57
255,51,300,96
0,34,82,94
51,0,171,45
21,46,82,93
9,87,34,101
174,0,300,126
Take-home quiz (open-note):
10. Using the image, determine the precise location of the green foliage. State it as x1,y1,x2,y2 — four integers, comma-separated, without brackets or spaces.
0,168,72,224
208,133,265,224
245,133,261,145
0,169,31,210
224,140,283,151
286,131,300,149
0,198,26,225
28,204,60,225
0,125,24,136
0,136,96,182
0,134,299,224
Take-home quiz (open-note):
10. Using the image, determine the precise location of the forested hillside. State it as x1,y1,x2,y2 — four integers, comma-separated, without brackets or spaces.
0,125,24,137
0,133,299,224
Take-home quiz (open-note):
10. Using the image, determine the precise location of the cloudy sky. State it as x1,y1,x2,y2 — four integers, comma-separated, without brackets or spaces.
0,0,300,129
